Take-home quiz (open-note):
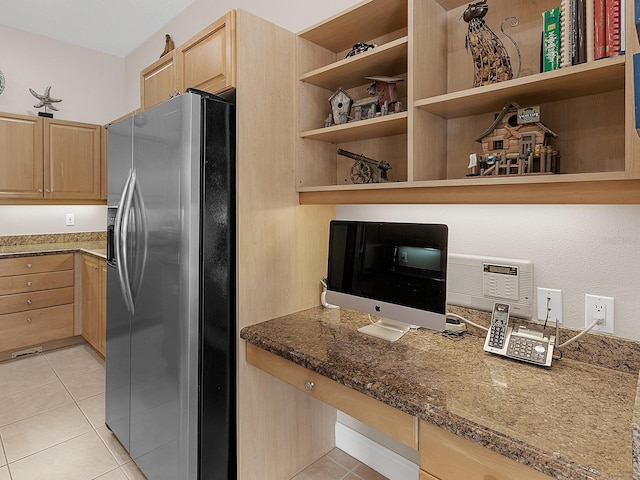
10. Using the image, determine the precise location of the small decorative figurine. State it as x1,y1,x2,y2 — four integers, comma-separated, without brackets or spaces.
463,1,521,87
337,148,392,184
29,86,62,117
328,88,353,125
469,101,559,176
345,42,377,58
160,34,175,58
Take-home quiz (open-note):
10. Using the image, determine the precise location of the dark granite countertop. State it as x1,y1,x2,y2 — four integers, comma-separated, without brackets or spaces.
241,306,637,480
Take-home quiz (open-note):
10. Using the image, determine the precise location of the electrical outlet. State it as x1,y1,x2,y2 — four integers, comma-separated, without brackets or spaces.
537,287,562,324
585,294,614,334
65,213,75,226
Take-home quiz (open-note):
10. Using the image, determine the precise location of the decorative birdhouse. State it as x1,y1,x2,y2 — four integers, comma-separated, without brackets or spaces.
328,88,353,125
470,101,559,176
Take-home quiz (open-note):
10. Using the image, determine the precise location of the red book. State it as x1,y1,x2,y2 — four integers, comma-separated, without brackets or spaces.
594,0,607,59
605,0,621,57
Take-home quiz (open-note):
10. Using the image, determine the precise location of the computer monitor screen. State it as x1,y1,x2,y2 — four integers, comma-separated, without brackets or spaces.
326,221,448,339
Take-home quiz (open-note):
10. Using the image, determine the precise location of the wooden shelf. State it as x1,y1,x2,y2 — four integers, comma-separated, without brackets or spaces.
300,112,408,143
298,174,640,205
298,0,408,52
300,37,408,91
415,56,626,119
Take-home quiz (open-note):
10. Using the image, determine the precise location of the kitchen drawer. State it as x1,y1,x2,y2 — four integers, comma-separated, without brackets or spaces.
0,304,74,352
0,270,74,295
0,286,74,315
246,343,418,449
419,420,553,480
0,253,74,277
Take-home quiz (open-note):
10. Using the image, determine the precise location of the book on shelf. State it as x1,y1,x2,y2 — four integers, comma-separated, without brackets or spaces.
560,0,592,67
606,0,622,57
543,7,561,71
560,0,574,67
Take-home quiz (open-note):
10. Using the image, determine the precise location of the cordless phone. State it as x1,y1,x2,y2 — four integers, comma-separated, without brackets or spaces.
484,302,555,367
483,302,510,353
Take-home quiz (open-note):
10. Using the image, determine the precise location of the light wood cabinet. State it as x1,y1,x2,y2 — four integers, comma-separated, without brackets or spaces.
296,0,640,204
246,343,418,449
419,420,553,480
177,11,235,96
0,112,102,202
141,11,235,110
0,253,75,353
80,254,106,356
0,113,43,200
141,52,178,110
44,119,102,200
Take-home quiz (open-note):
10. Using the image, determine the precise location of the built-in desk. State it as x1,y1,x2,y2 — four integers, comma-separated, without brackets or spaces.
240,307,637,480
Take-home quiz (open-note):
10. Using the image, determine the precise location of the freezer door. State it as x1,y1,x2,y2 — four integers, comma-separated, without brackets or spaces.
105,116,134,452
128,94,201,480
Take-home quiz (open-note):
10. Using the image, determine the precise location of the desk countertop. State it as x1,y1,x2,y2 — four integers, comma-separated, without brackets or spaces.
241,307,638,480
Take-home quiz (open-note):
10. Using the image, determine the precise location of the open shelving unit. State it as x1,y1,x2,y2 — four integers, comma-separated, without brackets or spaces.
295,0,640,204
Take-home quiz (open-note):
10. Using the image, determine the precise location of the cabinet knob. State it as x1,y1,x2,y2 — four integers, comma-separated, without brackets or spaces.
26,317,32,324
27,299,33,305
38,188,43,193
27,263,32,269
27,281,32,287
45,189,51,193
304,381,314,391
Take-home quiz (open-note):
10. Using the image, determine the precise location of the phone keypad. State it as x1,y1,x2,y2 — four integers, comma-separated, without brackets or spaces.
487,320,507,348
507,337,547,364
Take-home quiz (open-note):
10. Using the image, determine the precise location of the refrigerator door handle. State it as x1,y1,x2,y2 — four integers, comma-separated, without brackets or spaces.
119,169,137,315
130,175,148,305
114,169,132,309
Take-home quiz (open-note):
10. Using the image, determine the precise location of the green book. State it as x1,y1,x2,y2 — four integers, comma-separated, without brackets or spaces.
542,7,561,72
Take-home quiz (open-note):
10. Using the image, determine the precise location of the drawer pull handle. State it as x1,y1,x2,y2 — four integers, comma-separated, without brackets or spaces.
27,263,33,269
27,299,33,305
304,381,314,391
26,317,32,324
27,281,32,287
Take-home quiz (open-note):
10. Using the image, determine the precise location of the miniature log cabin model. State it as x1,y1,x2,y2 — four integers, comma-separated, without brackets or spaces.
337,148,392,184
468,101,560,177
326,76,404,126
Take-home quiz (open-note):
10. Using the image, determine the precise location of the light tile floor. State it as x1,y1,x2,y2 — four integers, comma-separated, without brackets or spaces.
0,343,386,480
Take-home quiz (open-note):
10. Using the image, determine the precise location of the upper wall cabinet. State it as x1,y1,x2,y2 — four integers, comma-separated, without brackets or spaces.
296,0,640,204
141,52,177,111
0,113,102,202
141,11,236,110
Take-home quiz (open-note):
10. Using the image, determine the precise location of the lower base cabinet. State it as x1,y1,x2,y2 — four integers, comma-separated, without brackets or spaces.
0,253,75,354
81,254,106,356
419,420,553,480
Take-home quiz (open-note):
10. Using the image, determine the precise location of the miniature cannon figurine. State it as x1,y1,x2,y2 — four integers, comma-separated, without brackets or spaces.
337,148,392,184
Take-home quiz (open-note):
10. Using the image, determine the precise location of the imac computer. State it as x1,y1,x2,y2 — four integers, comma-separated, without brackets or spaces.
326,220,448,342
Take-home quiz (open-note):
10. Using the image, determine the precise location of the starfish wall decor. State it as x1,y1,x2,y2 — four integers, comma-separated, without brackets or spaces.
29,86,62,117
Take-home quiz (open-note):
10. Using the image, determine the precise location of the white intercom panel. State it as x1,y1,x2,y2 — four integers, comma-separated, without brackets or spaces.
447,253,533,318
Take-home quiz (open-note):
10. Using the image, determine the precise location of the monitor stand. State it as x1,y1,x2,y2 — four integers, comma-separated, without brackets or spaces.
357,318,411,342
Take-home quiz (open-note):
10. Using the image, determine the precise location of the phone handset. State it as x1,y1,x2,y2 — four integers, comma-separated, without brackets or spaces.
483,302,511,355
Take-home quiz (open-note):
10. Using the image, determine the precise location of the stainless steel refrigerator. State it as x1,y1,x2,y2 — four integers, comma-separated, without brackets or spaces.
105,91,236,480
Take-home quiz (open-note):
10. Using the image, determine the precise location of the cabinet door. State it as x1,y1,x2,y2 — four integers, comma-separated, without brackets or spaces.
44,119,101,200
141,52,177,110
81,255,101,352
0,113,43,199
419,420,553,480
176,11,236,95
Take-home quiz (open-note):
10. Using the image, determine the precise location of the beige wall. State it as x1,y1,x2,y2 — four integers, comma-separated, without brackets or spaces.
0,25,125,125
